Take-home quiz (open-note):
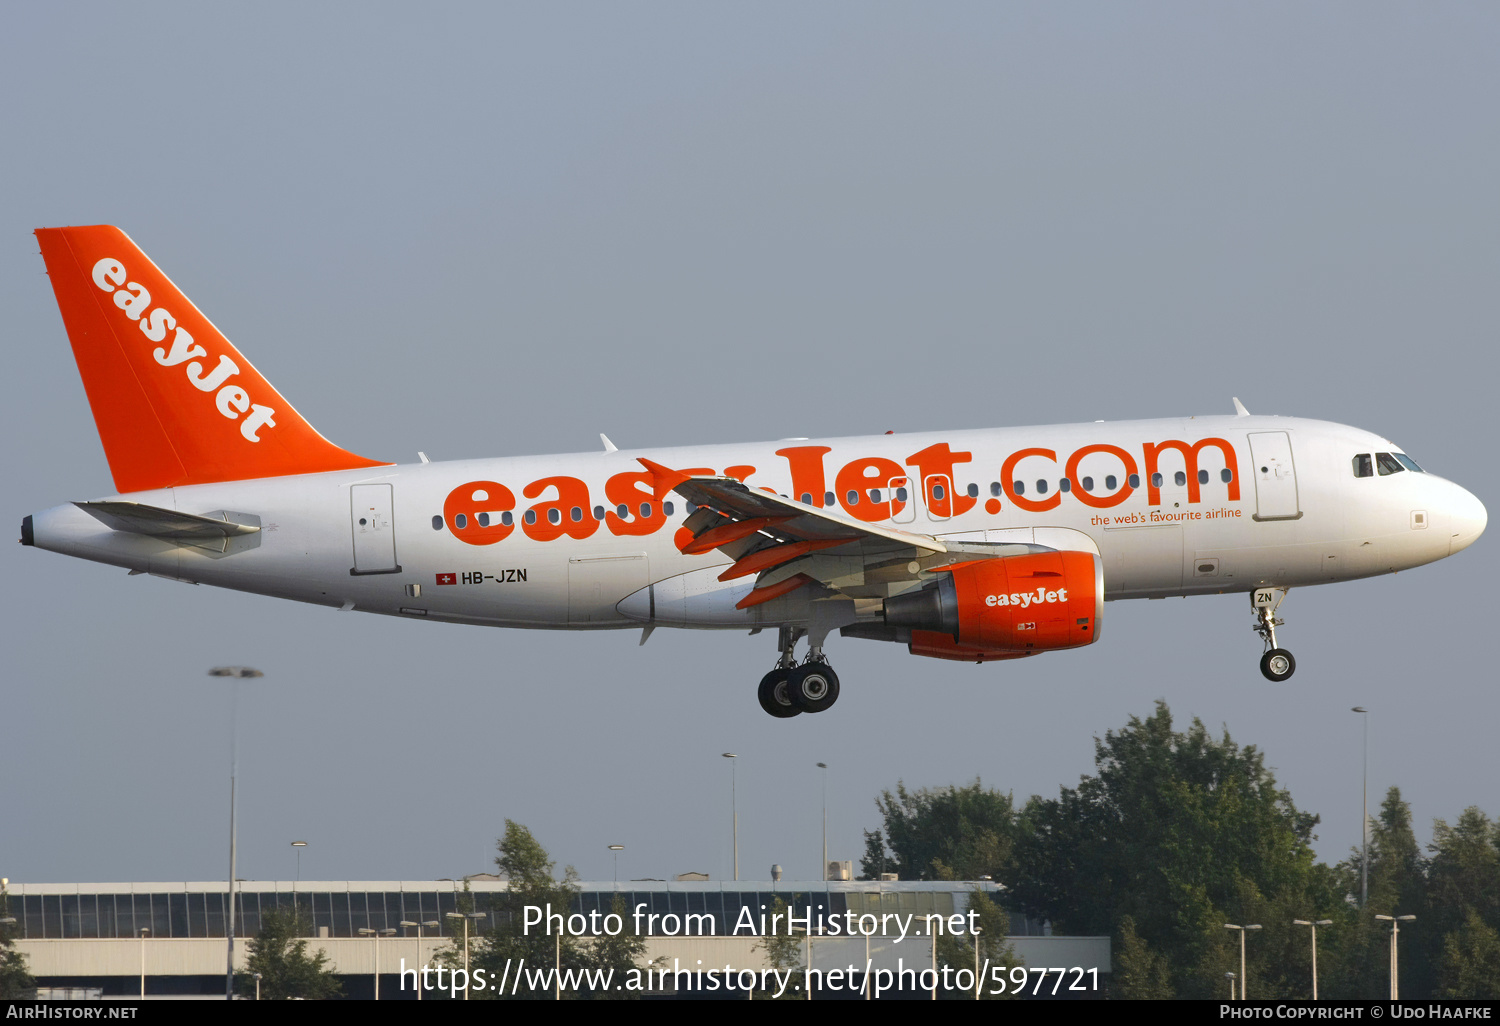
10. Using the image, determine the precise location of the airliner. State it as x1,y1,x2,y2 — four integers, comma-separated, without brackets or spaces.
21,226,1488,717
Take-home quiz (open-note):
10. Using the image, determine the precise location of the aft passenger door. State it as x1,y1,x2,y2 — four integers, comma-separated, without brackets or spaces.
350,483,402,575
1248,432,1302,521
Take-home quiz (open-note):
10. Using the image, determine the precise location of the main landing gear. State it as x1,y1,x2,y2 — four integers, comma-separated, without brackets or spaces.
757,626,841,718
1252,588,1296,682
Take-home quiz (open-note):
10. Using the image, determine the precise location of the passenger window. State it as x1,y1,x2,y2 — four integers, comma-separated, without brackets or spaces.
1394,454,1424,473
478,512,491,527
454,513,468,529
1082,476,1094,492
1221,469,1233,483
1013,480,1025,496
846,490,859,505
664,502,675,516
570,507,583,522
824,492,836,508
966,483,979,498
1105,475,1117,490
1151,473,1163,488
1060,478,1071,492
896,487,908,502
524,510,537,525
593,506,606,521
932,483,946,500
800,493,813,505
1198,470,1209,485
1035,480,1048,495
502,511,514,526
616,504,630,518
1128,474,1140,488
639,502,653,518
548,509,562,525
869,489,881,502
431,515,443,531
990,482,1002,497
1174,471,1187,486
1353,454,1373,478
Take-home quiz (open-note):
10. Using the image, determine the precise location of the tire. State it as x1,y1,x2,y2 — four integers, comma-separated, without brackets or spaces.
1260,648,1296,682
787,663,841,713
758,670,802,718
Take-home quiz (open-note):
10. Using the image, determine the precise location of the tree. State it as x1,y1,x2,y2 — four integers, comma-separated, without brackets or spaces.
754,895,803,999
469,820,585,999
935,887,1021,999
860,780,1017,882
0,888,35,1000
1115,916,1173,999
1438,910,1500,998
580,894,652,1000
1009,701,1335,999
236,907,342,1000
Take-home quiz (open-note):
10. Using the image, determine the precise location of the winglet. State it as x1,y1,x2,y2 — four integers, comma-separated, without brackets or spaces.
600,433,618,453
637,458,692,500
1232,397,1250,417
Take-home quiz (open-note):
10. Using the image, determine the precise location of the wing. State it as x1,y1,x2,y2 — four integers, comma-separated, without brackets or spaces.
640,460,1041,610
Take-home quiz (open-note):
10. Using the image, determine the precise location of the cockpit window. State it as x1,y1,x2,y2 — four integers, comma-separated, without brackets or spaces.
1376,452,1405,476
1353,454,1373,478
1394,453,1424,473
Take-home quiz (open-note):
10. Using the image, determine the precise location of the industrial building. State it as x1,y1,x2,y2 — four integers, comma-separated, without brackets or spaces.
6,878,1109,999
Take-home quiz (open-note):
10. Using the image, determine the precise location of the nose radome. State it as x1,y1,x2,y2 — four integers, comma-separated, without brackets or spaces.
1449,486,1487,555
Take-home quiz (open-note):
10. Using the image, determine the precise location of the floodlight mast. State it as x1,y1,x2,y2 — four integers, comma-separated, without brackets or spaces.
207,665,263,1001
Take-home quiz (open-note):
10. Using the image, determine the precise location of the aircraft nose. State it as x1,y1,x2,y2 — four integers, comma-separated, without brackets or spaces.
1449,486,1487,555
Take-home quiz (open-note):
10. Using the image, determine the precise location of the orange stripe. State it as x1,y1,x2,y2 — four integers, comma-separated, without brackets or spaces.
718,537,856,581
735,574,813,610
679,516,792,555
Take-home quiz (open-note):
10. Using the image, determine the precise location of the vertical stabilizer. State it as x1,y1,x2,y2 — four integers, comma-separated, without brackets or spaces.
35,225,388,493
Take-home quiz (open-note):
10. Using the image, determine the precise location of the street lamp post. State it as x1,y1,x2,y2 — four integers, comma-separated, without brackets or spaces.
1375,915,1416,999
723,754,739,882
208,665,263,1001
608,845,624,883
400,920,441,1000
1225,972,1236,1000
445,911,487,1000
1293,919,1333,999
817,762,828,881
357,927,397,998
253,972,261,1001
1223,924,1261,999
1352,707,1369,906
291,841,307,882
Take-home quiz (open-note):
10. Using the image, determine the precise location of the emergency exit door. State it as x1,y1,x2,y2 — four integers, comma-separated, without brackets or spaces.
350,483,402,575
1247,432,1302,521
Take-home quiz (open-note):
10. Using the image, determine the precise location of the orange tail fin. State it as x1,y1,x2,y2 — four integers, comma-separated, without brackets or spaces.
36,225,388,493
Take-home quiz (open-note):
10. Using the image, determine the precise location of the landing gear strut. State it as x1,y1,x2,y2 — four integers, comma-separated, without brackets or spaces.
757,626,841,717
1252,588,1296,682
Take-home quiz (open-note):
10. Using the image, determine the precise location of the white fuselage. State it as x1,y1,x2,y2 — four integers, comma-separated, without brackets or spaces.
27,414,1487,636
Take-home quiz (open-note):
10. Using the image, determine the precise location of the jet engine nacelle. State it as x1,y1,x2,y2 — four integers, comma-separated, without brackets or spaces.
884,550,1103,658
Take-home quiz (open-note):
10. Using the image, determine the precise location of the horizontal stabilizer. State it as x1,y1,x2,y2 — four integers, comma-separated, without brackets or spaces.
75,501,260,554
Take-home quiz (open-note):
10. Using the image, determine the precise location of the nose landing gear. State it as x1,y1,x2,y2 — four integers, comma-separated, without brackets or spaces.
757,626,841,717
1252,588,1296,682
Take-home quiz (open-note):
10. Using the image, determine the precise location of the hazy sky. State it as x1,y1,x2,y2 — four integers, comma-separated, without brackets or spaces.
3,3,1495,890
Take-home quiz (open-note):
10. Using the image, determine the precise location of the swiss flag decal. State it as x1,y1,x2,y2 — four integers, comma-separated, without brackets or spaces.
436,572,457,586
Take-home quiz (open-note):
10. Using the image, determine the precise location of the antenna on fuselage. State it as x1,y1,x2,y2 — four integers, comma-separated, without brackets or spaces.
1232,397,1251,417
